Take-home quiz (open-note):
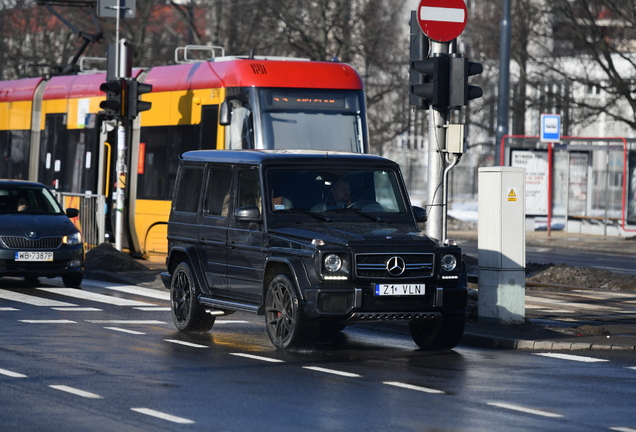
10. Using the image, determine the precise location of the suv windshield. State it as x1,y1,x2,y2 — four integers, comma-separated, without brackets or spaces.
0,185,63,215
266,168,407,215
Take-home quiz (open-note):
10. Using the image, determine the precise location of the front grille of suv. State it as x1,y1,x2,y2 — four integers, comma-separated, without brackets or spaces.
355,253,435,279
0,236,63,249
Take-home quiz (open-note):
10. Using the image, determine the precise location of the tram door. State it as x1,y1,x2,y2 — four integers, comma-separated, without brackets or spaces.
39,113,102,194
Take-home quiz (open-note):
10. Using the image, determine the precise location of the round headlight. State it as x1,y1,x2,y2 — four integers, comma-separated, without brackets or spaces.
324,254,342,272
440,254,457,272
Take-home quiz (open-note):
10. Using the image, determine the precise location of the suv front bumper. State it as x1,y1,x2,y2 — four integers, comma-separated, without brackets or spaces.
302,283,467,321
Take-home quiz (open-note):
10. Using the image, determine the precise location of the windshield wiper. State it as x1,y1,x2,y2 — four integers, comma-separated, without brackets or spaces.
276,209,331,222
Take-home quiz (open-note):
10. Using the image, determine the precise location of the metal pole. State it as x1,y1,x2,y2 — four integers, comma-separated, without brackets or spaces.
494,0,512,166
115,123,126,251
426,41,450,242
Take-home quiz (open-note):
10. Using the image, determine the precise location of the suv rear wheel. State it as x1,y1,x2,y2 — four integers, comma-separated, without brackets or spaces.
171,262,215,332
265,274,315,349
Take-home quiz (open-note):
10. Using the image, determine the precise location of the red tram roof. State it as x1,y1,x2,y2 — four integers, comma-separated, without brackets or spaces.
144,58,364,93
0,77,44,102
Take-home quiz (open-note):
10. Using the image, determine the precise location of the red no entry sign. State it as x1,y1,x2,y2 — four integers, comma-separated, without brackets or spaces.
417,0,468,42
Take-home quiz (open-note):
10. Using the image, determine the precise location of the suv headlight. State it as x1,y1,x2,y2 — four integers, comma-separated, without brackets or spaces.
440,254,457,272
63,232,82,246
324,254,342,272
321,253,349,280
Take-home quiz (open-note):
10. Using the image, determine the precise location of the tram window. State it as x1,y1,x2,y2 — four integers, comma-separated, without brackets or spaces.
174,167,203,213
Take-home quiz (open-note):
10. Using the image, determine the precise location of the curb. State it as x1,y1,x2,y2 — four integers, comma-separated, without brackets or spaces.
461,333,636,351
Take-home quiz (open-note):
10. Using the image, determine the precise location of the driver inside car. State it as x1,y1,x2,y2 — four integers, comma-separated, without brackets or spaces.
327,179,351,208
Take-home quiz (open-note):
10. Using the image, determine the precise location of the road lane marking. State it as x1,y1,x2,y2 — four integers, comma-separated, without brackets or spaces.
229,353,284,363
383,381,445,394
165,339,208,348
131,408,194,424
216,320,251,324
51,307,102,312
104,327,146,335
610,428,636,432
50,385,102,399
134,307,171,311
302,366,361,378
627,367,636,371
37,288,153,307
0,307,19,311
0,368,27,378
19,320,76,324
0,289,76,307
533,353,609,363
488,402,563,418
85,320,167,325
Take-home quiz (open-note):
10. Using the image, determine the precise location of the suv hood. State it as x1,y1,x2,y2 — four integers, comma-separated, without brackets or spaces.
270,224,438,247
0,214,78,238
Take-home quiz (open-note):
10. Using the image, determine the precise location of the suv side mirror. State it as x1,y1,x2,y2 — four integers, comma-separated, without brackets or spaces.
66,208,79,218
219,100,231,126
413,206,427,223
234,205,261,221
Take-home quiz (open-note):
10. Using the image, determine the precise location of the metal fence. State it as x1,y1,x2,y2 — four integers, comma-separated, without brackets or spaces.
55,192,106,251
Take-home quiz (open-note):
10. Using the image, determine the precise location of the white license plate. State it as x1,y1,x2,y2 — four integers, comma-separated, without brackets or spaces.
15,251,54,262
374,284,425,296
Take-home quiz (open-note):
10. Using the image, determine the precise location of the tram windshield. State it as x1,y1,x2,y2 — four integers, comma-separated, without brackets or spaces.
225,88,367,153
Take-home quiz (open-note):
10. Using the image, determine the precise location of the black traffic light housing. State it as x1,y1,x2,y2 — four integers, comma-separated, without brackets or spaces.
409,11,430,110
99,79,125,117
411,54,449,109
127,79,152,119
448,56,484,108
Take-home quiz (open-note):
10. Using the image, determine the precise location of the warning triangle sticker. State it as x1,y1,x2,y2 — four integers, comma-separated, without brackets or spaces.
508,189,516,197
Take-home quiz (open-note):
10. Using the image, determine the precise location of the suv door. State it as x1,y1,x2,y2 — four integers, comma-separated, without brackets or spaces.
198,164,233,294
227,166,265,301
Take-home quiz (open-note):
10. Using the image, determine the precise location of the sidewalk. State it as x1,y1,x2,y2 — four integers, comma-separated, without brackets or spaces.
85,231,636,351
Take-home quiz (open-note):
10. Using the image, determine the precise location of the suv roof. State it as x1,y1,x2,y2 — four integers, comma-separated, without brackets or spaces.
180,149,394,166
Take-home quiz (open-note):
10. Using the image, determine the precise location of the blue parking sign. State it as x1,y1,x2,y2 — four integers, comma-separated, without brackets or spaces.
540,114,561,142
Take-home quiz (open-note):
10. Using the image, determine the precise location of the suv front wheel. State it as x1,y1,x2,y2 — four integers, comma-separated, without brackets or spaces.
265,274,315,349
409,313,465,350
171,262,215,332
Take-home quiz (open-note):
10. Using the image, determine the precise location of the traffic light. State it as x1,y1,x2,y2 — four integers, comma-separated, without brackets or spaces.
99,79,125,117
411,54,449,109
409,11,430,110
448,56,483,108
127,79,152,119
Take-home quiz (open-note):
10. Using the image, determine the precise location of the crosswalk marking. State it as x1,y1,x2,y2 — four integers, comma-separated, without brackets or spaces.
81,281,170,301
37,288,154,307
0,289,76,307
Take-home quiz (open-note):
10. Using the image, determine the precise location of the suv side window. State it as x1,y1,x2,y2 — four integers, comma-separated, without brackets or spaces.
173,166,203,213
205,165,232,217
237,167,261,214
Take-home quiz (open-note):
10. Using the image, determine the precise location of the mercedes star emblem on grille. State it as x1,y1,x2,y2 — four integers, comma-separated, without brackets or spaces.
386,256,406,276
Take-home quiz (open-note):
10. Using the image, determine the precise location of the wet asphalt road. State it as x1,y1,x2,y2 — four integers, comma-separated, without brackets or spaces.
1,277,635,431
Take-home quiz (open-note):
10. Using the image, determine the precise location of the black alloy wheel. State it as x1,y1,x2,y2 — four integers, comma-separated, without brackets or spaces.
170,262,215,332
265,274,313,349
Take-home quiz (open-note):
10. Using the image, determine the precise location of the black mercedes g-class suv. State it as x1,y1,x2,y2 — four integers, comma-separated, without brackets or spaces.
162,150,467,350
